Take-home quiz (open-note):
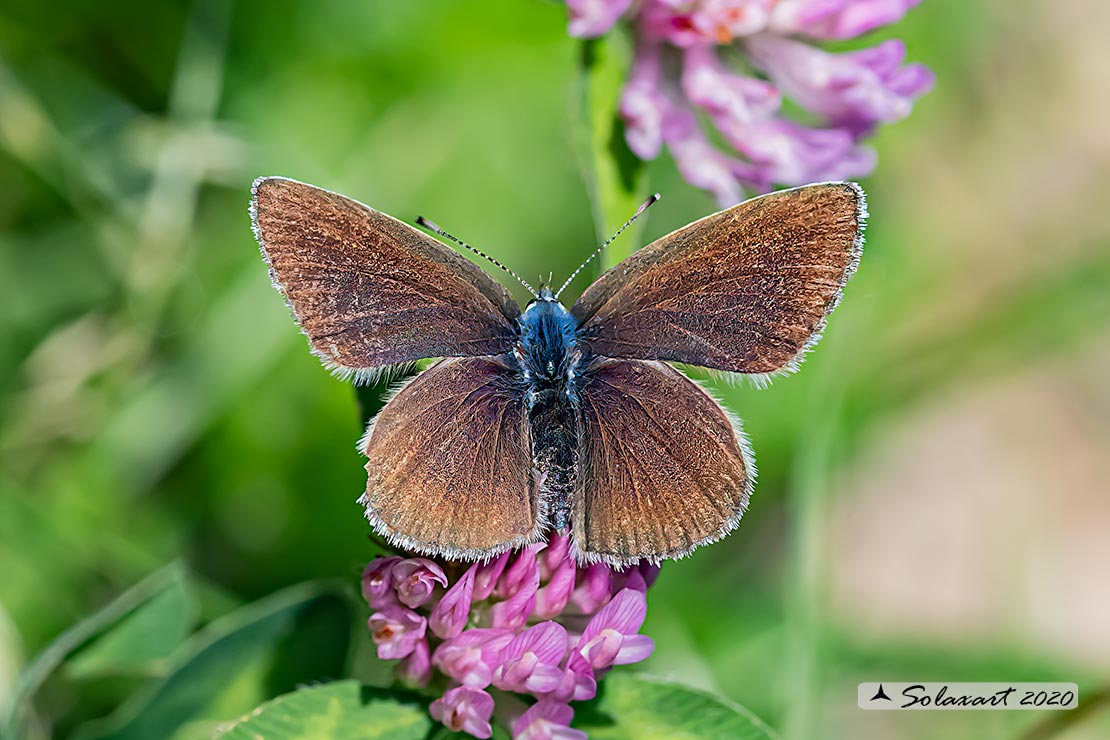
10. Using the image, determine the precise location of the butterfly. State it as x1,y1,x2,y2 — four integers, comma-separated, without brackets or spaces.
250,177,865,565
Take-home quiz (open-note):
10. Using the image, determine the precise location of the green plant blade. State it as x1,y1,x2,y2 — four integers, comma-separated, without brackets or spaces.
213,681,430,740
1,561,188,739
69,580,353,740
575,674,778,740
66,567,194,679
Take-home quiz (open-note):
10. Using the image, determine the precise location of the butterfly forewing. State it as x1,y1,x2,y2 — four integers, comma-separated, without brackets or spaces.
571,183,865,375
572,359,752,565
360,357,539,559
251,177,520,376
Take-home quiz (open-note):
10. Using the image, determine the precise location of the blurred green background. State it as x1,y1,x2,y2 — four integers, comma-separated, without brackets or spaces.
2,0,1109,738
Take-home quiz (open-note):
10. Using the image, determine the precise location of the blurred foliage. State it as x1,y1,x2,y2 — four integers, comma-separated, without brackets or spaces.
2,0,1110,738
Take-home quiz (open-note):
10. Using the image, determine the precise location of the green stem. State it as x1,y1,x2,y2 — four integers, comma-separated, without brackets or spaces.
574,36,651,274
1,562,187,738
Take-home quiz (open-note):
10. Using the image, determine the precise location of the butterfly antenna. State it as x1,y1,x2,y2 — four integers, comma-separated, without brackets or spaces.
554,193,660,300
416,216,538,298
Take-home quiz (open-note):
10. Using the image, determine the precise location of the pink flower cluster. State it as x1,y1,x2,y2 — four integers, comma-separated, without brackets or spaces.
363,533,659,739
566,0,934,205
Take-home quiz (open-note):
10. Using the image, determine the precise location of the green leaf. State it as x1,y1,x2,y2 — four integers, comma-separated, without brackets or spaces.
214,681,429,740
70,581,354,740
66,566,194,678
575,674,778,740
574,34,650,271
0,561,188,739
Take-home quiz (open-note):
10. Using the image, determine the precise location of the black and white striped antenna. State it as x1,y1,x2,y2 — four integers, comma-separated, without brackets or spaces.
416,216,538,298
554,193,660,300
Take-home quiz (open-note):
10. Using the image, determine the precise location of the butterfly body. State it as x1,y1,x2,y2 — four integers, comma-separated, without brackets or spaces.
515,289,582,532
251,177,866,565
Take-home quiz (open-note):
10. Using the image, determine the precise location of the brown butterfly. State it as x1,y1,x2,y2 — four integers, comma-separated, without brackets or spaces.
250,178,865,565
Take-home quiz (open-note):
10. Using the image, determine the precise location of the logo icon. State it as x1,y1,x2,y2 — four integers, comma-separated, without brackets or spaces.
870,684,892,702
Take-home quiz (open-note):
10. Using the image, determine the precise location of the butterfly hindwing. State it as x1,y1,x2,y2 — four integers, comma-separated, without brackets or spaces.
571,358,753,565
360,356,539,559
251,177,520,377
571,183,865,375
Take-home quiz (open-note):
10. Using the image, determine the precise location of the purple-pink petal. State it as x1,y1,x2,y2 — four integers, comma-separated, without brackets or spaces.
396,638,432,687
391,558,448,608
493,622,570,694
690,0,773,43
585,588,648,636
637,562,662,589
549,655,598,702
430,686,495,739
473,551,511,601
770,0,921,40
611,633,655,665
541,532,572,578
497,546,539,598
566,0,632,38
491,553,540,629
509,621,569,664
430,563,477,639
495,651,566,694
512,699,588,740
664,106,746,206
746,35,933,134
569,563,614,614
433,628,514,689
682,44,780,126
620,41,670,160
534,556,577,619
368,605,426,661
361,556,401,609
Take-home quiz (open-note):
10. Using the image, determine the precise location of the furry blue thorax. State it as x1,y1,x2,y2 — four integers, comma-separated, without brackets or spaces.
516,287,580,388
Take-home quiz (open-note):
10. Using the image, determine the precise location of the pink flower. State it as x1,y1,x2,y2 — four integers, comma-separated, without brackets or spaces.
361,556,401,609
368,605,426,661
430,562,477,639
391,557,447,608
566,0,931,205
396,638,431,687
362,545,656,737
566,0,632,38
430,686,495,739
492,622,569,694
512,700,588,740
769,0,921,40
575,588,655,670
433,628,515,688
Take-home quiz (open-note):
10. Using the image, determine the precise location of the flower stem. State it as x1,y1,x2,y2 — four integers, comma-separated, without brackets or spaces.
574,35,651,273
